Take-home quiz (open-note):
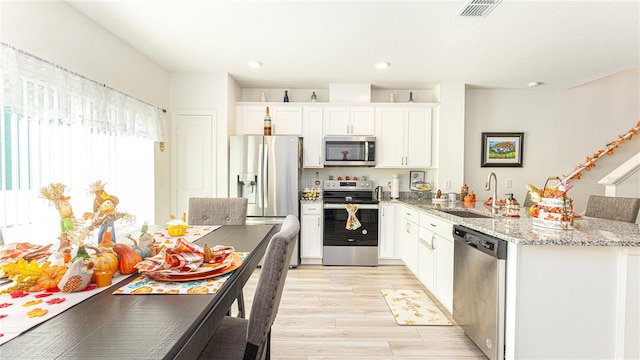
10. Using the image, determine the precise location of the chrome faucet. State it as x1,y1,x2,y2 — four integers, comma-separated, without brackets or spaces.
485,172,498,214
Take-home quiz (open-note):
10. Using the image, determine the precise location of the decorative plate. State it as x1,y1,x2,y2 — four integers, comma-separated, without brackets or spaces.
145,253,242,282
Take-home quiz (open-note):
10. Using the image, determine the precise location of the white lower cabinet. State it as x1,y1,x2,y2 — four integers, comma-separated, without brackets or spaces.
378,204,396,258
300,202,323,264
419,212,454,312
417,227,436,290
401,207,420,275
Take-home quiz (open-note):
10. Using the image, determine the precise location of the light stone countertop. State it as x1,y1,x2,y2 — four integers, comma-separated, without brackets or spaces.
384,199,640,247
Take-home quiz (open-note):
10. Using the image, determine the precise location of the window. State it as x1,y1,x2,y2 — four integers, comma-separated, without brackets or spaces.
1,44,166,246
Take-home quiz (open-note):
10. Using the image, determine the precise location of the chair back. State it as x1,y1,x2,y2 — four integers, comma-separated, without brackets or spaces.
188,198,248,225
244,215,299,360
585,195,640,223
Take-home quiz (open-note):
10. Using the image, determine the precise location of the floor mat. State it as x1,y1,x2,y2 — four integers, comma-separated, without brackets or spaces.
381,289,452,326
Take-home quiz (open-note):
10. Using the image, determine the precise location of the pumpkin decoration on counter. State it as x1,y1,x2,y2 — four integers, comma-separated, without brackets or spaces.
86,245,118,279
37,265,66,291
58,259,94,292
113,243,142,275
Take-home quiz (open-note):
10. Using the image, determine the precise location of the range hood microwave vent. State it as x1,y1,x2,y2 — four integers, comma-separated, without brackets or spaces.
456,0,502,17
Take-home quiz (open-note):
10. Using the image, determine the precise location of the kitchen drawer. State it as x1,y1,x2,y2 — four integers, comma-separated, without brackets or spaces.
301,202,322,215
420,213,453,240
402,206,419,224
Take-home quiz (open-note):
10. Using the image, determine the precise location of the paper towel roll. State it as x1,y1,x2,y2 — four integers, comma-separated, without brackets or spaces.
391,178,400,199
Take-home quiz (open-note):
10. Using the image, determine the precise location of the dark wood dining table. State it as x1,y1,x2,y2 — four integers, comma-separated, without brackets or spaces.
0,224,277,359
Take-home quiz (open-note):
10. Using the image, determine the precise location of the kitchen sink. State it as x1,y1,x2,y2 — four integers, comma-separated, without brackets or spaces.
437,209,492,219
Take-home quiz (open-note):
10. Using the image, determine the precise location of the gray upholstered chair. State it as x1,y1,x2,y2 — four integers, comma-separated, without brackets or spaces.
585,195,640,223
198,214,300,360
188,197,249,317
188,197,248,226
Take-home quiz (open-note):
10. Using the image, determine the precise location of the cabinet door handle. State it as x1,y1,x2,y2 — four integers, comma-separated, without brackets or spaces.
430,223,437,227
317,218,320,227
318,156,321,166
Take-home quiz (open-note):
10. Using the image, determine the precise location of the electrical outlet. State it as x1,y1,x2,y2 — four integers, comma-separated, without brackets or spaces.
445,179,451,189
505,179,512,188
399,179,405,188
307,178,313,186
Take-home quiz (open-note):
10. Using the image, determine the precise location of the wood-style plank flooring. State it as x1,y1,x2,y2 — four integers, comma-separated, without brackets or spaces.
242,265,487,360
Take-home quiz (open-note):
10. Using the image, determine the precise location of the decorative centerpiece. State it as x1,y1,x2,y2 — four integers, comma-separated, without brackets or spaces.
166,213,190,237
528,177,574,230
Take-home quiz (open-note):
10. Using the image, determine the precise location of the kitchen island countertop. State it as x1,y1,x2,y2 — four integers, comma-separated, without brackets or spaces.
384,199,640,247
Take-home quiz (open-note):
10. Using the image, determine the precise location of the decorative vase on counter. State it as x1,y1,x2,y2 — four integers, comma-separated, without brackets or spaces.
284,90,289,102
409,92,414,102
311,91,317,102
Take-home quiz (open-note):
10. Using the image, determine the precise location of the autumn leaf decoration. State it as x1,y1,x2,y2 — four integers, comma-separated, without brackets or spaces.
2,258,48,285
562,120,640,183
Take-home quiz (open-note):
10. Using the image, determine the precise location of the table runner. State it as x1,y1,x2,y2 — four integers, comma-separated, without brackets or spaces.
0,274,130,345
0,225,220,345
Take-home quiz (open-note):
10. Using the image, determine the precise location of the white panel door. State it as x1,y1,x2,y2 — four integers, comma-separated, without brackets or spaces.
350,107,375,135
375,108,404,167
175,113,215,216
302,107,324,168
323,107,350,135
272,106,302,135
405,108,432,167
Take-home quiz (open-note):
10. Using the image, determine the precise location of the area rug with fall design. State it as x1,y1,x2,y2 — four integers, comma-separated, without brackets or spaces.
381,289,453,326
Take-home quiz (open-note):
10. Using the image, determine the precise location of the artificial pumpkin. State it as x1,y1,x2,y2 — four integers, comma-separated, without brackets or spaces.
86,245,118,278
125,235,153,259
113,243,142,275
58,259,93,292
37,265,66,291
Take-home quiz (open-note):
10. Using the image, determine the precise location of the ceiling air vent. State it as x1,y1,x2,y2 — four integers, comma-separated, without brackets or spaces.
456,0,502,17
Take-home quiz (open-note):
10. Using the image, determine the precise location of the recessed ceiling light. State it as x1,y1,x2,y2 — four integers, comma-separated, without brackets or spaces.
248,61,263,69
528,81,542,88
375,61,391,70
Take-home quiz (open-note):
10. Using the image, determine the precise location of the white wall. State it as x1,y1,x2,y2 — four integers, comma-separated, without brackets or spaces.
0,1,169,109
465,69,640,212
168,73,230,205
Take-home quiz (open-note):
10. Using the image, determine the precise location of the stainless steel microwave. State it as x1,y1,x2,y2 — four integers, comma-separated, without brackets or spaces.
324,136,376,167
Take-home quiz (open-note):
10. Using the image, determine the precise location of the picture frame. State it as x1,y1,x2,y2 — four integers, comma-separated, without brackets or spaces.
409,171,425,188
481,132,524,167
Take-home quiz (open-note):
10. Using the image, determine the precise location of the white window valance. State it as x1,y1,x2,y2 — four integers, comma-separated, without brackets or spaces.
1,42,167,141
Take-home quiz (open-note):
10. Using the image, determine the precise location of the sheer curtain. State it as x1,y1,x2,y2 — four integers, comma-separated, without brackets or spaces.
1,43,167,245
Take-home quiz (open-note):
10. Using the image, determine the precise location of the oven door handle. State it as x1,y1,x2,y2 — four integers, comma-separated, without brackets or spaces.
323,204,379,210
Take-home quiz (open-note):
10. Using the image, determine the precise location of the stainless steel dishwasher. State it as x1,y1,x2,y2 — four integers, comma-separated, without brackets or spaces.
452,225,507,360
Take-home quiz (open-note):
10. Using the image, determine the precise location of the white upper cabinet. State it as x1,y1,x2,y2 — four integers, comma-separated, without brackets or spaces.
323,107,375,136
375,107,432,168
236,105,302,135
302,107,323,168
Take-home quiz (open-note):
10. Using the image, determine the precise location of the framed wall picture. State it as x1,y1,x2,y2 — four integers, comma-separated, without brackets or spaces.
481,132,524,167
409,171,425,188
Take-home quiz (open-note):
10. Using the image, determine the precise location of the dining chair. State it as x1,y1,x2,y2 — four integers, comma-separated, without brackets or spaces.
188,197,248,226
585,195,640,223
198,214,300,360
188,197,249,317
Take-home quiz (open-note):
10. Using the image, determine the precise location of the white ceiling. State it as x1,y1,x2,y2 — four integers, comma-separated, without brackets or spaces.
66,0,640,90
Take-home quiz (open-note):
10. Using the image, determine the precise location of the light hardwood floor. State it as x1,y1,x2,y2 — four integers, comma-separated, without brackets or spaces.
242,265,487,360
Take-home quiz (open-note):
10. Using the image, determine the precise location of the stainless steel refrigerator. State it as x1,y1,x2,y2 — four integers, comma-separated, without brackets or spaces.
229,135,301,266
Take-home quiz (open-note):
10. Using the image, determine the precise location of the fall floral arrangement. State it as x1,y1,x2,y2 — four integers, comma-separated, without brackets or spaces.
1,181,147,299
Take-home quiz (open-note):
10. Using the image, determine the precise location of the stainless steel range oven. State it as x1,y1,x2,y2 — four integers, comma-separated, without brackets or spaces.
323,180,379,266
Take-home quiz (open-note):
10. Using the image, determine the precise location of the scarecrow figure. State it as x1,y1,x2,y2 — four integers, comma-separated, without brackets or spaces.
84,181,133,246
39,183,80,261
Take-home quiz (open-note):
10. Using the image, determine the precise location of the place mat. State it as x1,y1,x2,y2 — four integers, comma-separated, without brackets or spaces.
114,252,247,295
0,273,130,345
381,289,452,326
